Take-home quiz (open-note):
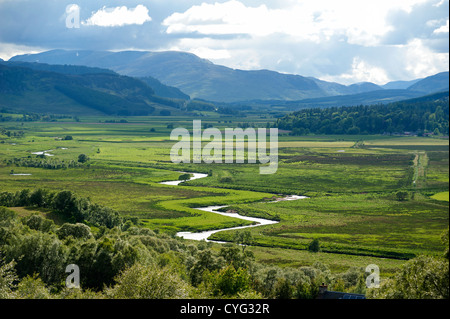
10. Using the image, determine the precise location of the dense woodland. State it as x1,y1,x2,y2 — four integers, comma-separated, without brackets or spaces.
0,189,448,299
275,92,449,136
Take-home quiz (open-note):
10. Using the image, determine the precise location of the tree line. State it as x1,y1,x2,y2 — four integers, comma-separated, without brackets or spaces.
5,156,83,170
275,94,449,136
0,112,73,122
0,189,123,229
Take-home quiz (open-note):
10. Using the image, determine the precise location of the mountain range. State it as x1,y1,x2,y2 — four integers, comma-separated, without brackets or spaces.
10,49,449,104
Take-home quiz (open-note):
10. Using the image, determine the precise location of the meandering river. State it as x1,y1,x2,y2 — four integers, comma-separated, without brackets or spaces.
160,172,307,242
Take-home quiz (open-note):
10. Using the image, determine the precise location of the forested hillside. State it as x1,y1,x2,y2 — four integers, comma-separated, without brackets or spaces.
275,92,449,136
0,63,187,115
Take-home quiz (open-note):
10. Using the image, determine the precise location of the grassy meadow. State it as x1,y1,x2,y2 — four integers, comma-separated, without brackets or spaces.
1,115,448,276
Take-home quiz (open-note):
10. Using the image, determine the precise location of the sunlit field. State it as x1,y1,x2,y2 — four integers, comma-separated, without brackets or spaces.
1,116,448,276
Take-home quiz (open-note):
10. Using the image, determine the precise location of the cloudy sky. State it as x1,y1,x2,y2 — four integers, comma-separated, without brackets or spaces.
0,0,448,84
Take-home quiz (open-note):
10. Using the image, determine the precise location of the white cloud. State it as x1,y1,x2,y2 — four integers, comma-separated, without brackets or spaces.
403,38,449,77
0,0,446,85
166,36,263,70
433,19,449,33
83,5,152,27
162,0,429,46
323,57,390,85
322,38,449,85
433,0,446,7
0,42,45,61
159,0,447,84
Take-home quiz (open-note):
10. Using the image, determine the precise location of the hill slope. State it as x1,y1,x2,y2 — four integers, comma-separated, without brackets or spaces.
10,50,326,102
0,62,185,115
406,72,449,94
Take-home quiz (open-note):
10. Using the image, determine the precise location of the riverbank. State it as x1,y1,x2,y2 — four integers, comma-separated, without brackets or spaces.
159,172,306,242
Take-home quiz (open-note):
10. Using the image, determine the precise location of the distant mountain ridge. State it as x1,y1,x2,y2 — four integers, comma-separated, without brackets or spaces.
8,49,449,106
11,49,448,103
406,72,449,94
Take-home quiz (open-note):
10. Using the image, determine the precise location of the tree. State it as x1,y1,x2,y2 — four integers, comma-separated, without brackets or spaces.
219,243,253,269
233,230,253,253
188,249,223,287
178,173,191,181
29,188,47,207
212,265,251,297
8,231,67,285
308,238,320,253
23,214,55,233
15,274,51,299
52,190,78,218
442,228,449,259
56,223,92,240
274,277,294,299
0,256,18,299
77,154,89,163
367,255,449,299
396,191,408,201
295,278,315,299
219,176,233,183
262,268,278,298
106,263,190,299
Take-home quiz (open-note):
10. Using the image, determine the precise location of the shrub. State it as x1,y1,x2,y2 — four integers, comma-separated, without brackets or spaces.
56,223,92,240
77,154,89,163
396,191,408,201
178,173,191,181
106,264,190,299
367,255,449,299
308,239,320,253
219,176,234,183
212,265,251,297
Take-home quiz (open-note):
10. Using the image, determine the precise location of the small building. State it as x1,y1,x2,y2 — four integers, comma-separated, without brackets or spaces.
317,284,366,300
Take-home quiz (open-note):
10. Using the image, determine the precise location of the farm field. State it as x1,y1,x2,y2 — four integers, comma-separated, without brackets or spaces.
1,116,448,278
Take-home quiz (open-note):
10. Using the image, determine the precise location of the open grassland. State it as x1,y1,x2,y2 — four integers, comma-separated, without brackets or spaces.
210,192,448,259
241,245,406,277
1,116,448,274
431,191,449,201
184,147,415,195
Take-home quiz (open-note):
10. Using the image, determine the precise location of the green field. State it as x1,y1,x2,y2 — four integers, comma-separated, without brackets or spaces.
431,191,449,201
1,115,448,277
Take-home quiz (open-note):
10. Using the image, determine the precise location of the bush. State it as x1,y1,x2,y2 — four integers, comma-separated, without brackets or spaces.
219,176,234,183
106,264,190,299
56,223,92,239
367,255,449,299
212,265,251,296
23,214,55,233
274,278,294,299
308,239,320,253
396,191,408,201
178,173,191,181
77,154,89,163
0,207,16,222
